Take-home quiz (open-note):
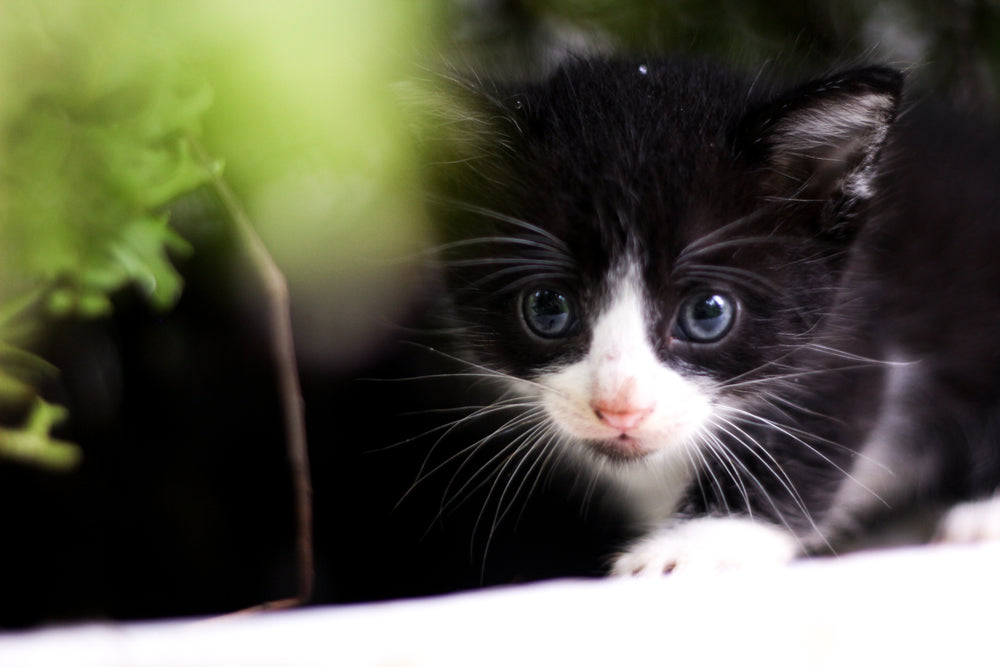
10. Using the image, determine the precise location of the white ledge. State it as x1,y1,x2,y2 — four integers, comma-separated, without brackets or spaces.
1,542,996,667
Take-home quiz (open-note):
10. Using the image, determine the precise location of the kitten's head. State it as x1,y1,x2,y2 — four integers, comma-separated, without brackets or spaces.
423,57,902,470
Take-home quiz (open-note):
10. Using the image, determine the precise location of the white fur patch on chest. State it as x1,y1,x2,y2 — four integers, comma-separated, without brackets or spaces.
535,266,714,470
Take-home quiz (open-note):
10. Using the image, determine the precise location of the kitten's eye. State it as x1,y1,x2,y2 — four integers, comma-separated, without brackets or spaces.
675,292,737,343
522,288,576,338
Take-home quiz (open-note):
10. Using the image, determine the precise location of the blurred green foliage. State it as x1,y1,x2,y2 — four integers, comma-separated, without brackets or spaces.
0,2,216,467
0,0,443,468
0,3,214,318
182,1,442,369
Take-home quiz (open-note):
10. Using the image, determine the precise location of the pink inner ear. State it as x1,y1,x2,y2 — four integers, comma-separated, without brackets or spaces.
765,91,897,200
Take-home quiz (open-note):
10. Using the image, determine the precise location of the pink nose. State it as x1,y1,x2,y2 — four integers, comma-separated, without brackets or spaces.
592,403,654,432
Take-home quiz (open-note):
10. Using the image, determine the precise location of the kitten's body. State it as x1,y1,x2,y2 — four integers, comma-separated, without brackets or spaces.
403,55,1000,575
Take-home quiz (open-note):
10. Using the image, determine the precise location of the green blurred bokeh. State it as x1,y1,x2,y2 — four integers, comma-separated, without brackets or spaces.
0,1,443,369
178,1,442,368
0,0,444,465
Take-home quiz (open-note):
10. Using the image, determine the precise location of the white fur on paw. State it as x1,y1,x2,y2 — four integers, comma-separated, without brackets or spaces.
610,517,799,577
935,494,1000,543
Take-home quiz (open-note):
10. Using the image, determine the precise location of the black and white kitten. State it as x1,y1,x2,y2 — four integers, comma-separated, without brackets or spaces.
418,55,1000,575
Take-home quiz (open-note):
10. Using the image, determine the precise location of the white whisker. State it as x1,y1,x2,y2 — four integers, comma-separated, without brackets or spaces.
399,341,571,400
708,416,822,554
425,195,571,253
437,411,548,513
800,343,918,367
721,362,877,391
724,406,891,510
676,205,776,260
477,429,558,571
701,435,744,517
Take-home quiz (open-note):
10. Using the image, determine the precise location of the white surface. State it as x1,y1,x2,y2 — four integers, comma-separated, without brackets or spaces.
1,542,997,667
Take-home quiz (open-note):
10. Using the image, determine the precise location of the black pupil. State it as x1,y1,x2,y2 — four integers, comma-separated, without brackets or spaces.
681,293,734,342
525,289,571,336
693,295,726,322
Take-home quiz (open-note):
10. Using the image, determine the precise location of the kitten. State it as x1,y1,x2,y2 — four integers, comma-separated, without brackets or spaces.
415,55,1000,576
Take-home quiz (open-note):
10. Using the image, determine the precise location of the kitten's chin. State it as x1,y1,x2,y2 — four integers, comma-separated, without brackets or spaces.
587,436,654,463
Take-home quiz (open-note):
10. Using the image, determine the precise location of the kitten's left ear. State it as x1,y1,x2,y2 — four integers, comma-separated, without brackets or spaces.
740,67,904,202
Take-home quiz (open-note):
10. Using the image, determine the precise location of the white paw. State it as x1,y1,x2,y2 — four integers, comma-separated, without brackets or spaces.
935,494,1000,543
610,517,799,577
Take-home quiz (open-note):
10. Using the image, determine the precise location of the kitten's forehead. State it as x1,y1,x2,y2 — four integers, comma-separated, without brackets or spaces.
501,59,754,278
528,58,750,133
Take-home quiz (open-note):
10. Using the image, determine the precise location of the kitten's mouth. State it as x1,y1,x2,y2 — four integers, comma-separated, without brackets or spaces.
587,435,652,463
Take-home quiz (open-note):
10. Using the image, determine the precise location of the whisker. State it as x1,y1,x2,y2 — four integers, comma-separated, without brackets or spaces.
436,414,548,522
440,410,546,500
709,416,822,549
799,343,918,367
676,205,776,260
676,235,810,264
512,426,568,528
713,417,812,515
578,446,610,519
425,195,571,253
682,439,715,514
734,395,850,449
678,265,783,296
723,407,891,509
397,405,544,511
398,341,571,399
443,255,574,270
711,343,821,391
695,430,743,517
721,362,878,391
757,393,896,476
473,270,572,294
374,396,536,454
477,428,557,570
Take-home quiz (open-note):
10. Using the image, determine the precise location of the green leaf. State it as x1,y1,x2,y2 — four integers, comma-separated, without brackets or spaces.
0,1,214,321
0,398,81,471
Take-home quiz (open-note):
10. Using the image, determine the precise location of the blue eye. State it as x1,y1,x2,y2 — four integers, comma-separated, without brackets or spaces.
676,292,736,343
522,288,576,338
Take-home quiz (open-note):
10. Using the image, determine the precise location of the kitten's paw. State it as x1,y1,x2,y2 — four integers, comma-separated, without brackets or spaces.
610,517,799,577
935,494,1000,543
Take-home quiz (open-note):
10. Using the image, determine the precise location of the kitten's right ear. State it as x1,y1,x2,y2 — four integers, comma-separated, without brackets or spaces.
739,67,904,202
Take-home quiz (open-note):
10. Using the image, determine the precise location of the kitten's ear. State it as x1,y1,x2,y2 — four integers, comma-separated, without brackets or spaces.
740,67,903,201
